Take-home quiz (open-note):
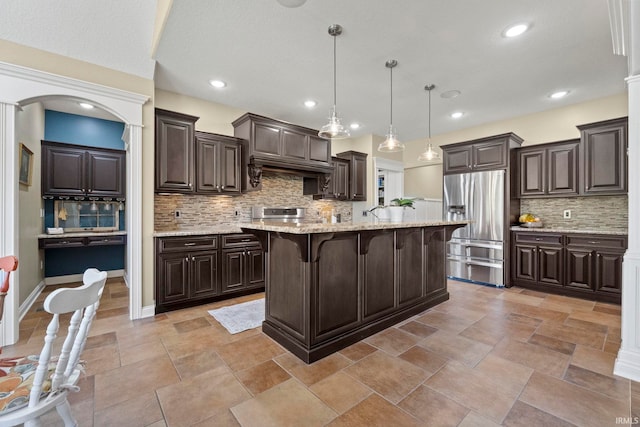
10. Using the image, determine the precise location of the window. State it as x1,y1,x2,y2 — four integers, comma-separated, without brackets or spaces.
54,200,120,232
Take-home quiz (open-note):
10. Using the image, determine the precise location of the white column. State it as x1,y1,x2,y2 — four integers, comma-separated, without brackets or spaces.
614,0,640,381
0,101,18,346
122,124,144,320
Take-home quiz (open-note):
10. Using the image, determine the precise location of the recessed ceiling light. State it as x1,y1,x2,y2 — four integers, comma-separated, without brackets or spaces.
350,123,360,130
79,102,94,109
209,79,226,88
451,112,464,119
550,90,569,99
304,100,317,108
503,23,529,38
441,90,461,99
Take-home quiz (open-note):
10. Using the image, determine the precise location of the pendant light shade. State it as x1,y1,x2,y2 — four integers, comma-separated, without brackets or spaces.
276,0,307,7
378,60,404,152
319,24,350,140
417,84,441,162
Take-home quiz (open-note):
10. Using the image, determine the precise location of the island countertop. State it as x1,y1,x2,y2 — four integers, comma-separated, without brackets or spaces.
241,220,470,234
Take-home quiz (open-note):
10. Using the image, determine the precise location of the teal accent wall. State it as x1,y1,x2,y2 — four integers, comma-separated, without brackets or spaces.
44,110,125,149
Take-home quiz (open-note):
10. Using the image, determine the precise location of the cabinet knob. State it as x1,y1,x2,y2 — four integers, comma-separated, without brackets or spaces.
188,183,192,187
81,189,86,193
88,189,93,193
185,256,189,262
535,238,542,241
353,193,357,198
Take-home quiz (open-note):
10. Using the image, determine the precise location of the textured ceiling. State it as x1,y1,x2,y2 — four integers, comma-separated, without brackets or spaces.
0,0,628,143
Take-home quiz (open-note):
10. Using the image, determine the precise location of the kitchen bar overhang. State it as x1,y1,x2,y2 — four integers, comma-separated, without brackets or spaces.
241,220,469,363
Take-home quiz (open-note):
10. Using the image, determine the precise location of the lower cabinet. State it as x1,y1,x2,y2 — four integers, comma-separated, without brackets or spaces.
511,231,626,303
155,233,264,312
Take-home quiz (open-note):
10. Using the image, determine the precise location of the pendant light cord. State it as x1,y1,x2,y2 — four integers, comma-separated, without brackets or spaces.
389,65,393,127
333,34,337,107
428,86,431,139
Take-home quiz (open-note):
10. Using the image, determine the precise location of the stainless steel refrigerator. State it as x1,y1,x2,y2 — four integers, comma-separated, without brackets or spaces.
444,170,505,287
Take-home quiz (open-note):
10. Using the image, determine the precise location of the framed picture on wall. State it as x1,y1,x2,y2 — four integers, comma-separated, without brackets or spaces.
19,143,33,186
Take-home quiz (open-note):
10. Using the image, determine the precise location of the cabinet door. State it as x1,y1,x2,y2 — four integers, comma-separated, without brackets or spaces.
221,249,245,293
594,250,624,294
219,142,241,194
155,112,195,192
42,144,86,197
473,140,507,170
333,159,350,199
443,146,472,174
190,252,219,298
397,229,424,304
282,129,307,162
362,232,395,321
581,120,627,195
514,244,537,282
86,149,125,198
157,253,190,304
519,149,545,197
252,122,281,157
196,135,220,193
547,142,579,196
566,249,593,290
245,247,265,288
350,153,367,201
308,135,331,163
538,246,564,286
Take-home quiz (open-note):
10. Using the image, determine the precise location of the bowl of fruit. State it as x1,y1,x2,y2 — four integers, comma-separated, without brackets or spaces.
519,213,543,228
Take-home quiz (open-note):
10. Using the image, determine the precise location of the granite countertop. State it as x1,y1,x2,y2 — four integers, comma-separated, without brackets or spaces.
510,226,627,236
241,220,470,235
153,224,244,237
37,230,127,239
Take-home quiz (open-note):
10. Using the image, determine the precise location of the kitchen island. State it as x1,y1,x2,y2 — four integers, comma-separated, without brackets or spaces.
241,220,468,363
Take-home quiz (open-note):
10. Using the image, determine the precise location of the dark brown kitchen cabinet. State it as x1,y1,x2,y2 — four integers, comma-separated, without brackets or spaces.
578,117,628,195
518,140,579,198
512,232,564,288
42,141,125,199
155,233,265,313
442,133,523,175
511,231,626,303
195,131,242,195
155,108,198,193
337,151,367,201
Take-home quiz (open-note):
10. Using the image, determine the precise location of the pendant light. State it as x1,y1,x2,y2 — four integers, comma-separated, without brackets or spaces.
318,24,350,139
417,84,441,162
378,60,404,152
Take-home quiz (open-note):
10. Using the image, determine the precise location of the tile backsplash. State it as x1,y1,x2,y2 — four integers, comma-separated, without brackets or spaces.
520,195,628,230
154,172,352,230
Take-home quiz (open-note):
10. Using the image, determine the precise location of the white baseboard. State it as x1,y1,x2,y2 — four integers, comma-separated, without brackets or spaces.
615,349,640,382
140,305,156,318
44,269,124,286
18,280,46,321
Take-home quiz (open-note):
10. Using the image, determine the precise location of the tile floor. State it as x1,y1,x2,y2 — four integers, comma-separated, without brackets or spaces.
5,278,640,426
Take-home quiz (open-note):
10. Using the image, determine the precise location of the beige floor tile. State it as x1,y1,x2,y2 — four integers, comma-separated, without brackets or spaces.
520,371,629,427
571,344,617,377
415,310,479,333
398,345,448,374
309,371,372,414
216,334,285,371
536,321,606,349
510,304,570,323
173,349,230,379
491,338,571,378
157,370,252,427
326,393,422,427
564,364,630,401
235,360,291,395
540,294,596,313
527,333,576,355
338,341,377,361
425,360,519,423
119,339,167,366
399,385,469,426
285,352,352,386
398,320,438,338
84,331,118,349
82,342,121,376
568,309,622,328
94,391,164,427
457,411,502,427
173,316,211,333
191,409,241,426
364,327,420,356
420,330,492,367
231,379,337,427
459,315,537,346
161,326,234,360
564,317,609,334
502,400,574,427
343,351,430,404
473,354,533,396
497,291,544,307
593,302,621,315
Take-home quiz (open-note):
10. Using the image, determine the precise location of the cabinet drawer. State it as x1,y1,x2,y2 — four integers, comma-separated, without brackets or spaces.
566,235,627,250
158,236,218,253
87,235,126,246
39,237,86,249
514,233,563,245
222,234,259,248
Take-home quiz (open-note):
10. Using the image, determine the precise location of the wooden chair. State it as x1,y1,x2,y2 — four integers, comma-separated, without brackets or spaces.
0,256,18,321
0,269,108,427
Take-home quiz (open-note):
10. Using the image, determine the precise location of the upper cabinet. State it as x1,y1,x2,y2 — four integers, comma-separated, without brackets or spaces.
518,140,579,198
42,141,125,199
578,117,628,196
337,151,367,201
442,133,523,175
155,109,242,195
232,113,332,190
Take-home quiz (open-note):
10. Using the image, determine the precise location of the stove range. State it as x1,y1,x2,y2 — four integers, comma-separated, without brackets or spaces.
251,206,307,223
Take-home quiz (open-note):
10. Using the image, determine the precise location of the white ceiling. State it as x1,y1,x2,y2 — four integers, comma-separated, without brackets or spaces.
0,0,629,142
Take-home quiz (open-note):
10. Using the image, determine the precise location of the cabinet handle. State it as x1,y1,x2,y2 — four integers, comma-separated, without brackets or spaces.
60,241,69,244
88,189,93,193
535,238,542,241
81,189,86,193
102,238,111,242
588,241,599,244
185,256,189,262
184,242,196,246
241,239,251,242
